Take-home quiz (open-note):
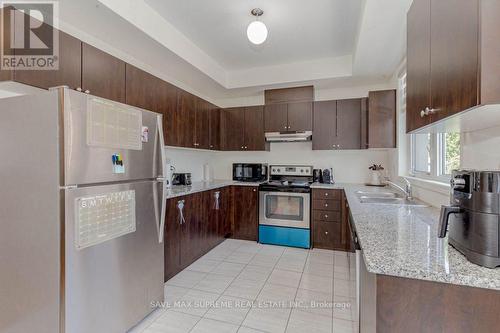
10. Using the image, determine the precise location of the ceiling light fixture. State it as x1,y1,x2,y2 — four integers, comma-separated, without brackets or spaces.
247,8,268,45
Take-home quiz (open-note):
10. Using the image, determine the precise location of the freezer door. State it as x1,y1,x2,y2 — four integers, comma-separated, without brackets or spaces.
64,180,164,333
62,88,164,186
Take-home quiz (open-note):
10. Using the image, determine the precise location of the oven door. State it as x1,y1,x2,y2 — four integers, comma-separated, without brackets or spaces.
259,191,310,229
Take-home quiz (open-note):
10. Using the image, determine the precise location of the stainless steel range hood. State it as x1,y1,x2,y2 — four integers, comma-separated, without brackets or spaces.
265,131,312,142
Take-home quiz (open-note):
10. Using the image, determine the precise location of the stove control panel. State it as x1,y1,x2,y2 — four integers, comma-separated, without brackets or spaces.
270,165,313,176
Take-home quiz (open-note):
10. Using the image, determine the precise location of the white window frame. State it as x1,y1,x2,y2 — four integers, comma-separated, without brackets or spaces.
409,133,454,182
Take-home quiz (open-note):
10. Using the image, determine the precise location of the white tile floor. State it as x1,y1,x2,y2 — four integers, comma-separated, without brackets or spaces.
129,239,358,333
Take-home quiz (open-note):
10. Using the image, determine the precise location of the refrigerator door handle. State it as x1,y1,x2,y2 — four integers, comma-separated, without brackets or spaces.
153,178,167,243
154,113,166,178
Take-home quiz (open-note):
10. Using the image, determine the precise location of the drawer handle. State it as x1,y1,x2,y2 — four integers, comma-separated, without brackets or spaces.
325,193,328,196
325,203,328,207
325,231,328,235
325,214,328,218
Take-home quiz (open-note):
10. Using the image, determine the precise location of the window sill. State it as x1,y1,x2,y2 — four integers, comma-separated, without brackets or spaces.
405,176,450,196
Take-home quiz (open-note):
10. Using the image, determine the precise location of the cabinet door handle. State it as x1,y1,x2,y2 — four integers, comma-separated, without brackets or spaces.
325,193,328,196
426,107,439,115
325,203,328,207
420,110,426,118
253,188,257,192
84,90,90,94
214,191,220,210
325,214,328,218
177,200,186,225
76,87,82,92
325,231,329,235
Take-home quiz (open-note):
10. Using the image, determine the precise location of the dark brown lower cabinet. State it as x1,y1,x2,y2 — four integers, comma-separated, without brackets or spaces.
164,188,230,282
164,196,183,281
312,189,347,251
232,186,259,241
376,275,500,333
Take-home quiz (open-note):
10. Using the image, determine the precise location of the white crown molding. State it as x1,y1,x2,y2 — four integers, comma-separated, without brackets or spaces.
226,55,353,89
97,0,228,85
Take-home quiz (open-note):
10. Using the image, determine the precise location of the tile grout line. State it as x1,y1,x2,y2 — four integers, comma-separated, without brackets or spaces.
332,251,336,333
185,241,254,332
236,243,290,332
147,241,341,333
283,248,311,333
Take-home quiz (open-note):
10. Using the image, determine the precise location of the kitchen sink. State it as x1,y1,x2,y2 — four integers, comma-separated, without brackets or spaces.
355,191,398,198
355,191,427,207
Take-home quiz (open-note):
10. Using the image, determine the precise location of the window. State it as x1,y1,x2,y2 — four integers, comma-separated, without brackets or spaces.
410,132,460,180
411,134,431,174
439,132,461,176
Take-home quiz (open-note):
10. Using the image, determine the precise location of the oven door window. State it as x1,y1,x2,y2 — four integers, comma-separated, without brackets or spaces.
265,194,304,221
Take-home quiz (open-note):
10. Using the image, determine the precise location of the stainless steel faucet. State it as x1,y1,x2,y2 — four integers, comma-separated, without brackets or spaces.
385,178,413,200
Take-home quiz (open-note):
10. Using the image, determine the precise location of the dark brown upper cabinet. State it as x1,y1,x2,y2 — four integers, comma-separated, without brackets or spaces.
313,100,337,150
313,99,362,150
264,104,288,132
194,98,210,149
125,65,179,146
244,106,266,151
265,86,314,104
221,106,267,151
406,0,432,132
430,0,479,122
14,31,82,90
209,106,221,150
288,102,313,132
336,99,362,149
367,90,396,148
406,0,500,133
264,86,313,133
264,102,312,132
82,43,126,103
221,107,245,151
176,91,197,148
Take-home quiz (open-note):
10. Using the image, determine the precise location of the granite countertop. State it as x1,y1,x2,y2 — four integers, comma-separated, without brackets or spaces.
165,180,262,199
312,182,500,291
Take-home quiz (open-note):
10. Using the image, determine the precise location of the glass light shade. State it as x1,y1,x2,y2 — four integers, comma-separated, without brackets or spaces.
247,20,268,45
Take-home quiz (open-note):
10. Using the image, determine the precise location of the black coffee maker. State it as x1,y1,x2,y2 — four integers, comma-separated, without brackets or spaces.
313,169,323,183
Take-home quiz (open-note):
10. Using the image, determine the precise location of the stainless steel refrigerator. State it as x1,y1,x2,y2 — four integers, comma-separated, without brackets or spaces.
0,87,166,333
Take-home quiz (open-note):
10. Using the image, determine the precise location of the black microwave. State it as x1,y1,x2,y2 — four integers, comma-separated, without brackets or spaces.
233,163,268,182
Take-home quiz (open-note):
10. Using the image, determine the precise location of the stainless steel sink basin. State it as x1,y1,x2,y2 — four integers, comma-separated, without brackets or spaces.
355,191,427,207
358,197,424,206
355,191,398,198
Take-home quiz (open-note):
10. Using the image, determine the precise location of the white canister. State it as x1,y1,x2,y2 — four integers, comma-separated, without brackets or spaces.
371,170,382,185
203,164,212,181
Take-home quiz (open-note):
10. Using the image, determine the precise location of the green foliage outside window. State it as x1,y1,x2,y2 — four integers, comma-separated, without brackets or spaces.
445,133,460,174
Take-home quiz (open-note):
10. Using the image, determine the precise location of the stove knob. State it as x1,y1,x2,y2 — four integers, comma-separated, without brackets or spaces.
300,169,304,173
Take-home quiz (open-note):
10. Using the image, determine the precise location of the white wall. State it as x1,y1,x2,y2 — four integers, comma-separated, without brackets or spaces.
211,142,390,183
165,143,391,183
164,147,215,182
461,126,500,170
